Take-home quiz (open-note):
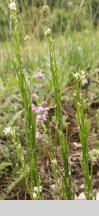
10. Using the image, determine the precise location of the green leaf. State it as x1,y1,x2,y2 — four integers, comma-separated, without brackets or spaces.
0,162,12,171
0,173,24,200
9,110,22,125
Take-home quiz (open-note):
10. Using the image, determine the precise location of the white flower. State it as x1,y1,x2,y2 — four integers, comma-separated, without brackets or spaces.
51,159,57,165
33,186,42,193
45,28,51,36
38,186,42,193
80,70,86,80
73,70,86,81
73,73,80,80
32,192,37,199
33,186,38,192
50,184,55,190
3,126,15,136
8,1,16,12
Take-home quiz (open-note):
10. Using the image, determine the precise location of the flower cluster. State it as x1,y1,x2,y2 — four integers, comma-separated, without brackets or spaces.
34,71,45,81
32,94,49,140
51,159,57,165
32,93,38,99
73,70,86,81
32,186,42,199
8,1,16,12
45,28,51,37
32,103,49,124
3,126,15,137
36,129,42,140
41,5,50,18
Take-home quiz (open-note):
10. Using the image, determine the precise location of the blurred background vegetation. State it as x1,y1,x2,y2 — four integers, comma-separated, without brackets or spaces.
0,0,99,41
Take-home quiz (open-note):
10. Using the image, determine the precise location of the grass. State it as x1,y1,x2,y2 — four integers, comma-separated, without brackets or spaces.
74,70,93,199
46,30,74,199
0,1,99,200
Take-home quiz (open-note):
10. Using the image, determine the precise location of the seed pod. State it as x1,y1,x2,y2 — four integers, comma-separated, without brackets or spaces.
41,5,50,18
